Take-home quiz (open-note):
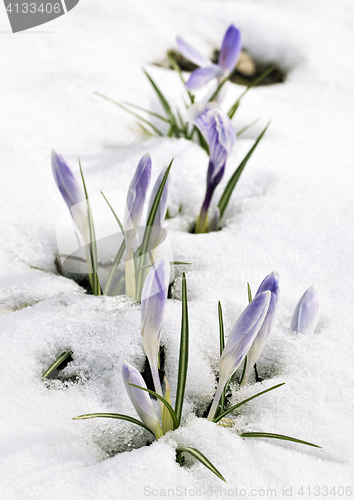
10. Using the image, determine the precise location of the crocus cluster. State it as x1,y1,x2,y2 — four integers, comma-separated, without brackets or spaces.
51,151,170,299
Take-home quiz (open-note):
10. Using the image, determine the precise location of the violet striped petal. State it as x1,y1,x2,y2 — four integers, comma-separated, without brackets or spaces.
185,65,224,91
242,272,280,384
123,153,152,248
122,361,162,438
176,36,210,68
207,291,271,420
141,258,170,398
218,25,242,73
291,287,319,334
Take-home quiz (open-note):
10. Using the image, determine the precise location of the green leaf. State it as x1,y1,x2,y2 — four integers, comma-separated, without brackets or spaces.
171,261,191,266
79,159,101,296
143,70,178,130
228,66,275,119
176,447,226,482
215,301,226,419
247,282,252,303
213,383,285,423
100,191,127,295
42,350,72,379
121,100,170,123
217,123,270,220
94,91,164,137
72,412,155,437
240,432,321,448
175,273,189,424
167,53,194,105
237,118,261,137
208,74,230,102
128,383,179,430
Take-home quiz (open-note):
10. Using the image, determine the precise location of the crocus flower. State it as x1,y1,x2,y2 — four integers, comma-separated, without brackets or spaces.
291,287,319,334
207,290,271,421
123,153,152,298
141,257,170,407
242,271,280,385
51,150,88,239
177,24,242,91
123,153,152,250
122,361,163,439
192,104,236,233
146,166,170,251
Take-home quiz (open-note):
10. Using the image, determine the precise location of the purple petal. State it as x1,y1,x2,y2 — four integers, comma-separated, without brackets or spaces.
220,290,271,383
123,153,152,246
186,65,224,91
243,272,280,382
218,25,242,73
122,361,160,436
291,287,319,334
141,258,170,365
176,36,210,68
51,150,84,210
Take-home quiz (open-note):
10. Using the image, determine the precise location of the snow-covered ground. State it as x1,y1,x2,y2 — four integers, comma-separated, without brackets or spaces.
1,0,354,498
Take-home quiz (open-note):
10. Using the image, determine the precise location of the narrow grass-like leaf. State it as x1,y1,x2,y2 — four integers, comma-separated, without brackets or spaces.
121,100,170,123
143,70,178,129
172,261,191,266
217,123,270,219
215,301,226,419
213,383,285,423
100,191,126,295
237,118,261,137
129,383,179,430
228,66,275,119
175,273,189,424
195,127,209,154
72,412,155,437
42,350,72,379
247,283,252,303
79,159,101,296
94,91,164,136
167,53,194,105
208,75,230,102
176,447,226,482
240,432,321,448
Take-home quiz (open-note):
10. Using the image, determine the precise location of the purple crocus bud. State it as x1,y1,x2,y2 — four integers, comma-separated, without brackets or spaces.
207,291,271,421
123,153,152,250
141,257,170,405
122,361,162,439
51,150,88,238
146,167,170,250
178,25,242,91
291,287,319,334
192,104,236,233
242,271,280,385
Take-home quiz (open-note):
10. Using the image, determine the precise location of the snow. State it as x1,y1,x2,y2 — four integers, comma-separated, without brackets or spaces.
1,0,354,498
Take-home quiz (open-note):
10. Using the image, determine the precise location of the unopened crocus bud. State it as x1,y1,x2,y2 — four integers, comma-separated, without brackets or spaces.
123,153,152,250
51,150,88,239
207,291,271,420
122,361,163,439
242,272,280,385
291,287,319,334
141,257,170,408
146,166,170,250
192,104,236,233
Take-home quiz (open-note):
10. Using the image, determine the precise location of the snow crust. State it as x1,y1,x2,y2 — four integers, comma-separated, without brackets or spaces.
1,0,354,498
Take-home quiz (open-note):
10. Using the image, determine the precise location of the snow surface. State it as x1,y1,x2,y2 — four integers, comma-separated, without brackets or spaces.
1,0,354,498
